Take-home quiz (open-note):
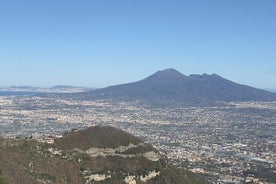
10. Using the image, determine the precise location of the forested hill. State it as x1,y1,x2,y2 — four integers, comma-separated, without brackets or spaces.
0,126,208,184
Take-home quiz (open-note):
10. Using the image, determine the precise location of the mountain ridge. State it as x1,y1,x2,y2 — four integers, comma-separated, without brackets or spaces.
0,85,94,94
75,69,276,105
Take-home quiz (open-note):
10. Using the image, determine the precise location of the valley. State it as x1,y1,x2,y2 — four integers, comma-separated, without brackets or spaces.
0,95,275,183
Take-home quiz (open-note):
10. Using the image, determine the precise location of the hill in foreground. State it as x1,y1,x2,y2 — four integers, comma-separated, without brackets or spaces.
0,126,207,184
75,69,276,105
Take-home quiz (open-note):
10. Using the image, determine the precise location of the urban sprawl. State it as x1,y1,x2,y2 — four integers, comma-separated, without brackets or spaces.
0,95,275,184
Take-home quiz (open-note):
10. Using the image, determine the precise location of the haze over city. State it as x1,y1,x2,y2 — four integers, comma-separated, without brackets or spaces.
0,0,276,89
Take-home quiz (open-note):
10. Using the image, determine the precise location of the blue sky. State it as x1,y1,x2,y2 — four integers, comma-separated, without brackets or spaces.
0,0,275,88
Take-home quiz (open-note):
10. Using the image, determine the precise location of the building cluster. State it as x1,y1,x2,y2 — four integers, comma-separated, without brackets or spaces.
0,96,275,184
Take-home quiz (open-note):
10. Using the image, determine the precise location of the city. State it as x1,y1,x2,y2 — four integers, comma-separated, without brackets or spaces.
0,95,275,183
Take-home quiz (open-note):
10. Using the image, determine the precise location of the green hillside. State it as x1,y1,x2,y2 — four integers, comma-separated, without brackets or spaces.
0,126,208,184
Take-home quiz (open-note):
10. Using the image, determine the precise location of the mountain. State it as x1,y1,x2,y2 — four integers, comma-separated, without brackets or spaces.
76,69,276,105
0,85,93,95
0,126,207,184
51,85,80,89
264,88,276,93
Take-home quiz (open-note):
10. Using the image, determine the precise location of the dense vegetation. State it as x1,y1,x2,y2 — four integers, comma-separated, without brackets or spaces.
55,126,142,149
0,126,208,184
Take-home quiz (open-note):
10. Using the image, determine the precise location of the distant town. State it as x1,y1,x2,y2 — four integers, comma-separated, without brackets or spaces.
0,95,275,184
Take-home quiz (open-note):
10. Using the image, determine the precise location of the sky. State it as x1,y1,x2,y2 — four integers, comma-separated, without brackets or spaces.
0,0,276,89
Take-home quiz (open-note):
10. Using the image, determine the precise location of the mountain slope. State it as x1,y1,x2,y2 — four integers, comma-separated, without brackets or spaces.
76,69,276,105
0,126,207,184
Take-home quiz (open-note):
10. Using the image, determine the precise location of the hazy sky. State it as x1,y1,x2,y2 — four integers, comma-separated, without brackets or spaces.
0,0,275,88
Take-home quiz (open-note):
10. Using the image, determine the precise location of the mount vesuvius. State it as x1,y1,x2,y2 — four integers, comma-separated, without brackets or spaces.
73,69,276,105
